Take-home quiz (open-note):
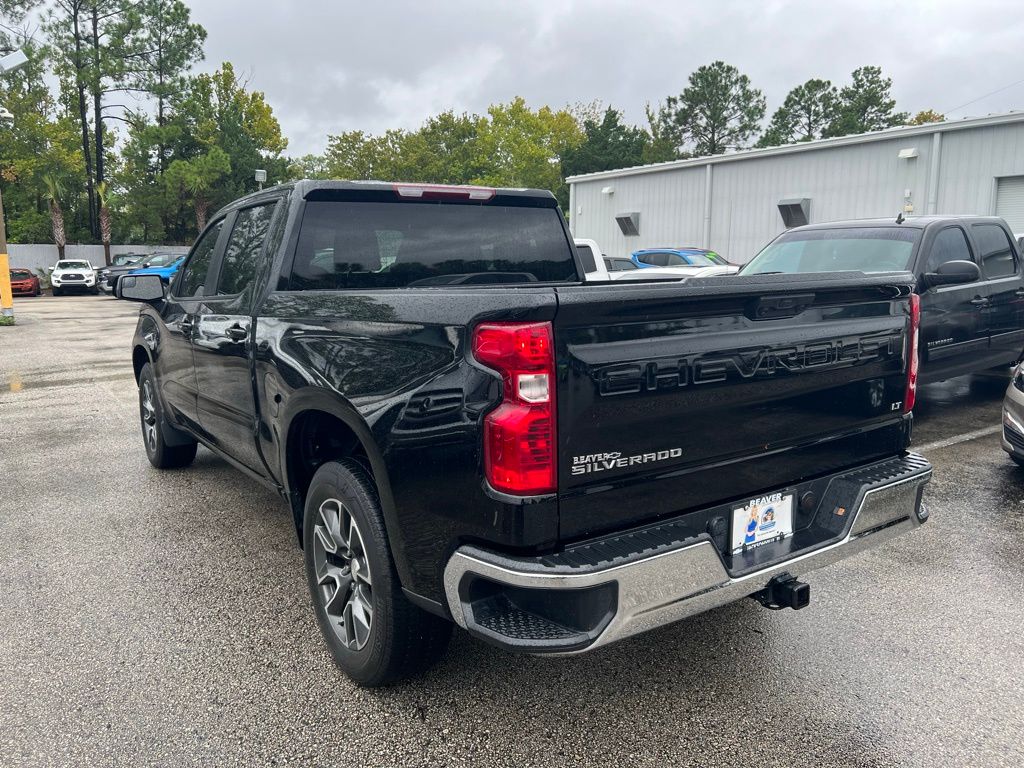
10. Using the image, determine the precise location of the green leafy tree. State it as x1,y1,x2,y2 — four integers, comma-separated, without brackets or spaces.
0,38,85,248
826,66,908,137
758,78,837,147
164,62,287,236
322,129,407,180
115,0,206,168
656,61,766,156
45,0,99,236
472,97,582,205
116,115,176,242
399,111,483,183
289,152,331,180
909,109,944,125
165,145,230,231
562,107,648,178
642,102,684,163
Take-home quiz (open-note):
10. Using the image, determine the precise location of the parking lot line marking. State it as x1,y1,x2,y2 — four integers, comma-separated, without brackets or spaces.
914,424,1002,453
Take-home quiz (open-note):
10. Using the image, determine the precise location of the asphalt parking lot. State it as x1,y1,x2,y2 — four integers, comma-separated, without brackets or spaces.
2,295,1023,768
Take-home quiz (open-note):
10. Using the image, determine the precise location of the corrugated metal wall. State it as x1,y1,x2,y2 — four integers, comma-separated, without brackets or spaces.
569,115,1024,263
570,165,707,257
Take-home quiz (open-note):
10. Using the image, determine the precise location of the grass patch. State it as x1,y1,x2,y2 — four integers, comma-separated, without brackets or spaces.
0,314,15,326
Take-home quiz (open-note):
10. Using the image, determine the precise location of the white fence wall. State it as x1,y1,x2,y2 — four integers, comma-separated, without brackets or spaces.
7,244,189,275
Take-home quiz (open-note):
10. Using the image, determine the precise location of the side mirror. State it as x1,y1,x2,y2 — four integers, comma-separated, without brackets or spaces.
922,259,980,289
118,274,165,303
47,266,55,273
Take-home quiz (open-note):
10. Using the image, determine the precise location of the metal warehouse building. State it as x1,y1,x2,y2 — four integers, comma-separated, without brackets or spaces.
566,111,1024,263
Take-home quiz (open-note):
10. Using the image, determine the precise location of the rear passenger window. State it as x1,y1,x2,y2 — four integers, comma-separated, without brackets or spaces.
288,200,577,289
972,224,1018,279
217,203,276,296
924,227,973,274
575,244,596,274
174,220,223,298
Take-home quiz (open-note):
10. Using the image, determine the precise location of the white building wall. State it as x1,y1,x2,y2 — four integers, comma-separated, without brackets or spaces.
568,113,1024,264
708,135,931,259
570,165,706,259
934,123,1024,215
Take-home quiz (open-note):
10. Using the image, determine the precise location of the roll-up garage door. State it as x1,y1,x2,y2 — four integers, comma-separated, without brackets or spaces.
995,176,1024,234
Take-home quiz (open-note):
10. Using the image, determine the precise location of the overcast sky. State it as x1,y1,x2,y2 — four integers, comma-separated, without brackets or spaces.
189,0,1024,157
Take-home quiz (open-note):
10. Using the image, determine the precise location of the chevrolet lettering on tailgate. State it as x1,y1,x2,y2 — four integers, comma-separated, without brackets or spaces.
595,331,903,396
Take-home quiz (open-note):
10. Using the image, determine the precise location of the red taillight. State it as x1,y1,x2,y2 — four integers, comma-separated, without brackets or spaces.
473,322,556,495
393,183,495,201
904,293,921,413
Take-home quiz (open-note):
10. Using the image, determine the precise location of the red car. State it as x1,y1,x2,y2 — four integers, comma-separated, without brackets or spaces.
9,268,41,296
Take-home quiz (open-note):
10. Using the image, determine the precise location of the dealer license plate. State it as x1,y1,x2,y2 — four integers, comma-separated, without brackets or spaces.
730,492,794,553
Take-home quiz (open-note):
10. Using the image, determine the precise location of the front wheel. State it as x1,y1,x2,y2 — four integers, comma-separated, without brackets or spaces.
303,460,451,686
52,288,62,296
138,363,197,469
1010,454,1024,468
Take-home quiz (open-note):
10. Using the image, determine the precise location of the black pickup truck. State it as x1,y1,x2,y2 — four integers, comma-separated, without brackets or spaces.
119,181,932,686
742,216,1024,383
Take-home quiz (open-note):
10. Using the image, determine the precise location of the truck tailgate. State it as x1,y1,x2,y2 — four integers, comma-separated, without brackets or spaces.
554,272,915,540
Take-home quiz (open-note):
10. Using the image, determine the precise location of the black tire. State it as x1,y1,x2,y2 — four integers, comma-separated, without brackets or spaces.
52,288,62,296
303,460,451,686
90,285,99,295
1011,455,1024,468
138,362,197,469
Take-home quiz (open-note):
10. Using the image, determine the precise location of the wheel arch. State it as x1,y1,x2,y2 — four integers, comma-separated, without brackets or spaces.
132,344,151,382
279,390,400,560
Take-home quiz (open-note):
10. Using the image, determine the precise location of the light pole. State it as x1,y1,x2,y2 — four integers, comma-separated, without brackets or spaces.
0,48,30,323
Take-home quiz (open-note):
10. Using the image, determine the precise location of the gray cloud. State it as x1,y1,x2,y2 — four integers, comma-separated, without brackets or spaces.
189,0,1024,156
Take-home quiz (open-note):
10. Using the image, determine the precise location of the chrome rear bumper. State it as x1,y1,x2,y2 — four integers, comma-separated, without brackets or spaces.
444,453,931,654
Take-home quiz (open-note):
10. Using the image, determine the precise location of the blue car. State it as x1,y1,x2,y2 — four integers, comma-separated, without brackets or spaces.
127,253,185,284
631,247,730,269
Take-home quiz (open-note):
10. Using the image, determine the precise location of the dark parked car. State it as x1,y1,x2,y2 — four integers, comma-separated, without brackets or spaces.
742,216,1023,383
119,180,931,685
8,268,41,296
97,253,146,294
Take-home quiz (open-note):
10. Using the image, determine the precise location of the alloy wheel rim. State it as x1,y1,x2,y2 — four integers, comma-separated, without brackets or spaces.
140,380,158,453
312,498,373,651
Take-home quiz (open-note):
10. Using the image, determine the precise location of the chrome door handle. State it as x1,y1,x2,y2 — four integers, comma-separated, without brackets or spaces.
970,297,989,306
226,324,248,341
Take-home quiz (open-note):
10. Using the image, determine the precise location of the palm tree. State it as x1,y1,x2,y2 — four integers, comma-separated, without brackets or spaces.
97,181,112,265
42,175,67,261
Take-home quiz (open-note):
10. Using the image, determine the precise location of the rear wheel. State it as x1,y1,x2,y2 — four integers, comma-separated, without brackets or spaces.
303,460,451,686
138,363,197,469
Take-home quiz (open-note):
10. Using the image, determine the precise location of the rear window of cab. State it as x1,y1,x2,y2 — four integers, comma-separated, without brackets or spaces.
287,200,577,290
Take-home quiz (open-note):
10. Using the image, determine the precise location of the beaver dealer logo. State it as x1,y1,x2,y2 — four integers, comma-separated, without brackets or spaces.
571,448,683,476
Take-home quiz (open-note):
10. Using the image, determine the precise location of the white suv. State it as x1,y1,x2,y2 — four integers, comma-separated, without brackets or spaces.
50,260,98,296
